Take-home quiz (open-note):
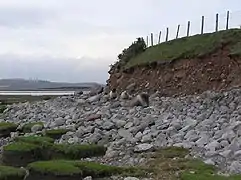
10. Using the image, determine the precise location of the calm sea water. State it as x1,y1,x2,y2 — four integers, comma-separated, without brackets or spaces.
0,91,76,96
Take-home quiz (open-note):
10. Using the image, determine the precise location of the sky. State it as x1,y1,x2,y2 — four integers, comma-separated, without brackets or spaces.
0,0,240,83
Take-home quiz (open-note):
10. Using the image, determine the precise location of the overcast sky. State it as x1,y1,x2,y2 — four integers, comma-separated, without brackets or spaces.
0,0,240,83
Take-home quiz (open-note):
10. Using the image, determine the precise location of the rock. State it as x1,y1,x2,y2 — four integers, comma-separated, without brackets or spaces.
204,159,215,165
124,122,134,129
89,85,103,96
155,133,168,147
129,93,150,107
118,129,133,139
228,161,241,174
83,176,92,180
113,119,127,128
54,117,66,126
102,121,115,130
134,143,154,153
109,89,117,99
31,124,43,133
74,91,83,96
87,94,101,103
86,114,101,121
120,91,130,100
124,177,140,180
126,83,136,93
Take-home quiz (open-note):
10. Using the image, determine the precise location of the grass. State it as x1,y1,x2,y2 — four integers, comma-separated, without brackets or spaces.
125,29,241,68
44,129,69,139
0,122,18,138
0,94,57,105
147,146,241,180
0,165,26,180
21,121,44,133
27,160,147,178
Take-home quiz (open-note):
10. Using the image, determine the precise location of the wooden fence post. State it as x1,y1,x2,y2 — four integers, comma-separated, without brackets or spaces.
226,11,230,30
215,13,219,32
151,33,153,46
176,24,180,39
146,36,148,47
187,21,190,37
215,13,218,32
158,31,162,44
165,27,169,42
201,16,204,34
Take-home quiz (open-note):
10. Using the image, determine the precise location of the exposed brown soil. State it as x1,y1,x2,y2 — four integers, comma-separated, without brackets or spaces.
107,48,241,97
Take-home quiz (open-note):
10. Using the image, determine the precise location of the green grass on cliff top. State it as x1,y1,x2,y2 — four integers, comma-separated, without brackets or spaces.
125,29,241,68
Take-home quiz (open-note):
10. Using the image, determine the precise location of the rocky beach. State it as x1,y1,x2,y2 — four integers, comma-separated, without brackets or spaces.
2,87,241,179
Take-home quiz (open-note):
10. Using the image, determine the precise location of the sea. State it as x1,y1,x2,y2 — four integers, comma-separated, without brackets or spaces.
0,91,76,96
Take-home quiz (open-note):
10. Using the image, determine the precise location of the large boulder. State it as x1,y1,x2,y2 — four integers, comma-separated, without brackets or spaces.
129,93,149,107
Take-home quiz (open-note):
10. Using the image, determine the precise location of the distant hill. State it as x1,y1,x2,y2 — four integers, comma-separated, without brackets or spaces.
0,78,103,91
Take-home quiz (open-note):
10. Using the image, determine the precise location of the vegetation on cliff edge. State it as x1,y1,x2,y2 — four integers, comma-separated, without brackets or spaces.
113,29,241,70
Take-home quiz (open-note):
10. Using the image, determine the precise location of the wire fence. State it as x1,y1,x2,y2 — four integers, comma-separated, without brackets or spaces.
146,10,241,47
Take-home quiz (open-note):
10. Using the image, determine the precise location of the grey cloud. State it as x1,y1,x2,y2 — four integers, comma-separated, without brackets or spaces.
0,55,109,83
0,7,57,28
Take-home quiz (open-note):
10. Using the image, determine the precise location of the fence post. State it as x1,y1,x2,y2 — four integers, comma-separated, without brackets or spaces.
158,31,162,44
187,21,190,37
146,36,149,47
176,24,180,39
165,27,169,42
201,16,204,34
151,33,153,46
226,11,230,30
215,13,219,32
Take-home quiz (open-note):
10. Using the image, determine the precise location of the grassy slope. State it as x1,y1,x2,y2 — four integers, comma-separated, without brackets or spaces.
147,147,241,180
125,29,241,68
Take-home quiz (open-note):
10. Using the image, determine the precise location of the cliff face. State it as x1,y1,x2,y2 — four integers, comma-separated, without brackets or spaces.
107,47,241,97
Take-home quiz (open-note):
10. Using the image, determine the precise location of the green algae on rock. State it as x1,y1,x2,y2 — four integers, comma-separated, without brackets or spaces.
2,135,107,167
0,122,18,138
44,129,69,139
51,143,107,159
21,122,44,133
0,165,26,180
15,135,54,145
2,142,42,167
26,160,145,180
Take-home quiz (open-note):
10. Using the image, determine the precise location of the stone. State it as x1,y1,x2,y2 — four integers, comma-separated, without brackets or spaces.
134,143,154,153
124,122,134,129
120,91,130,100
86,114,101,121
155,133,168,147
113,119,127,128
124,177,140,180
129,93,150,107
31,124,43,133
204,159,215,165
102,121,115,130
83,176,92,180
228,161,241,174
87,94,101,103
54,117,66,126
118,129,133,139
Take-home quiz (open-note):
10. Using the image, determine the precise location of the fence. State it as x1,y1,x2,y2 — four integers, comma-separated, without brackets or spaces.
146,10,241,47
